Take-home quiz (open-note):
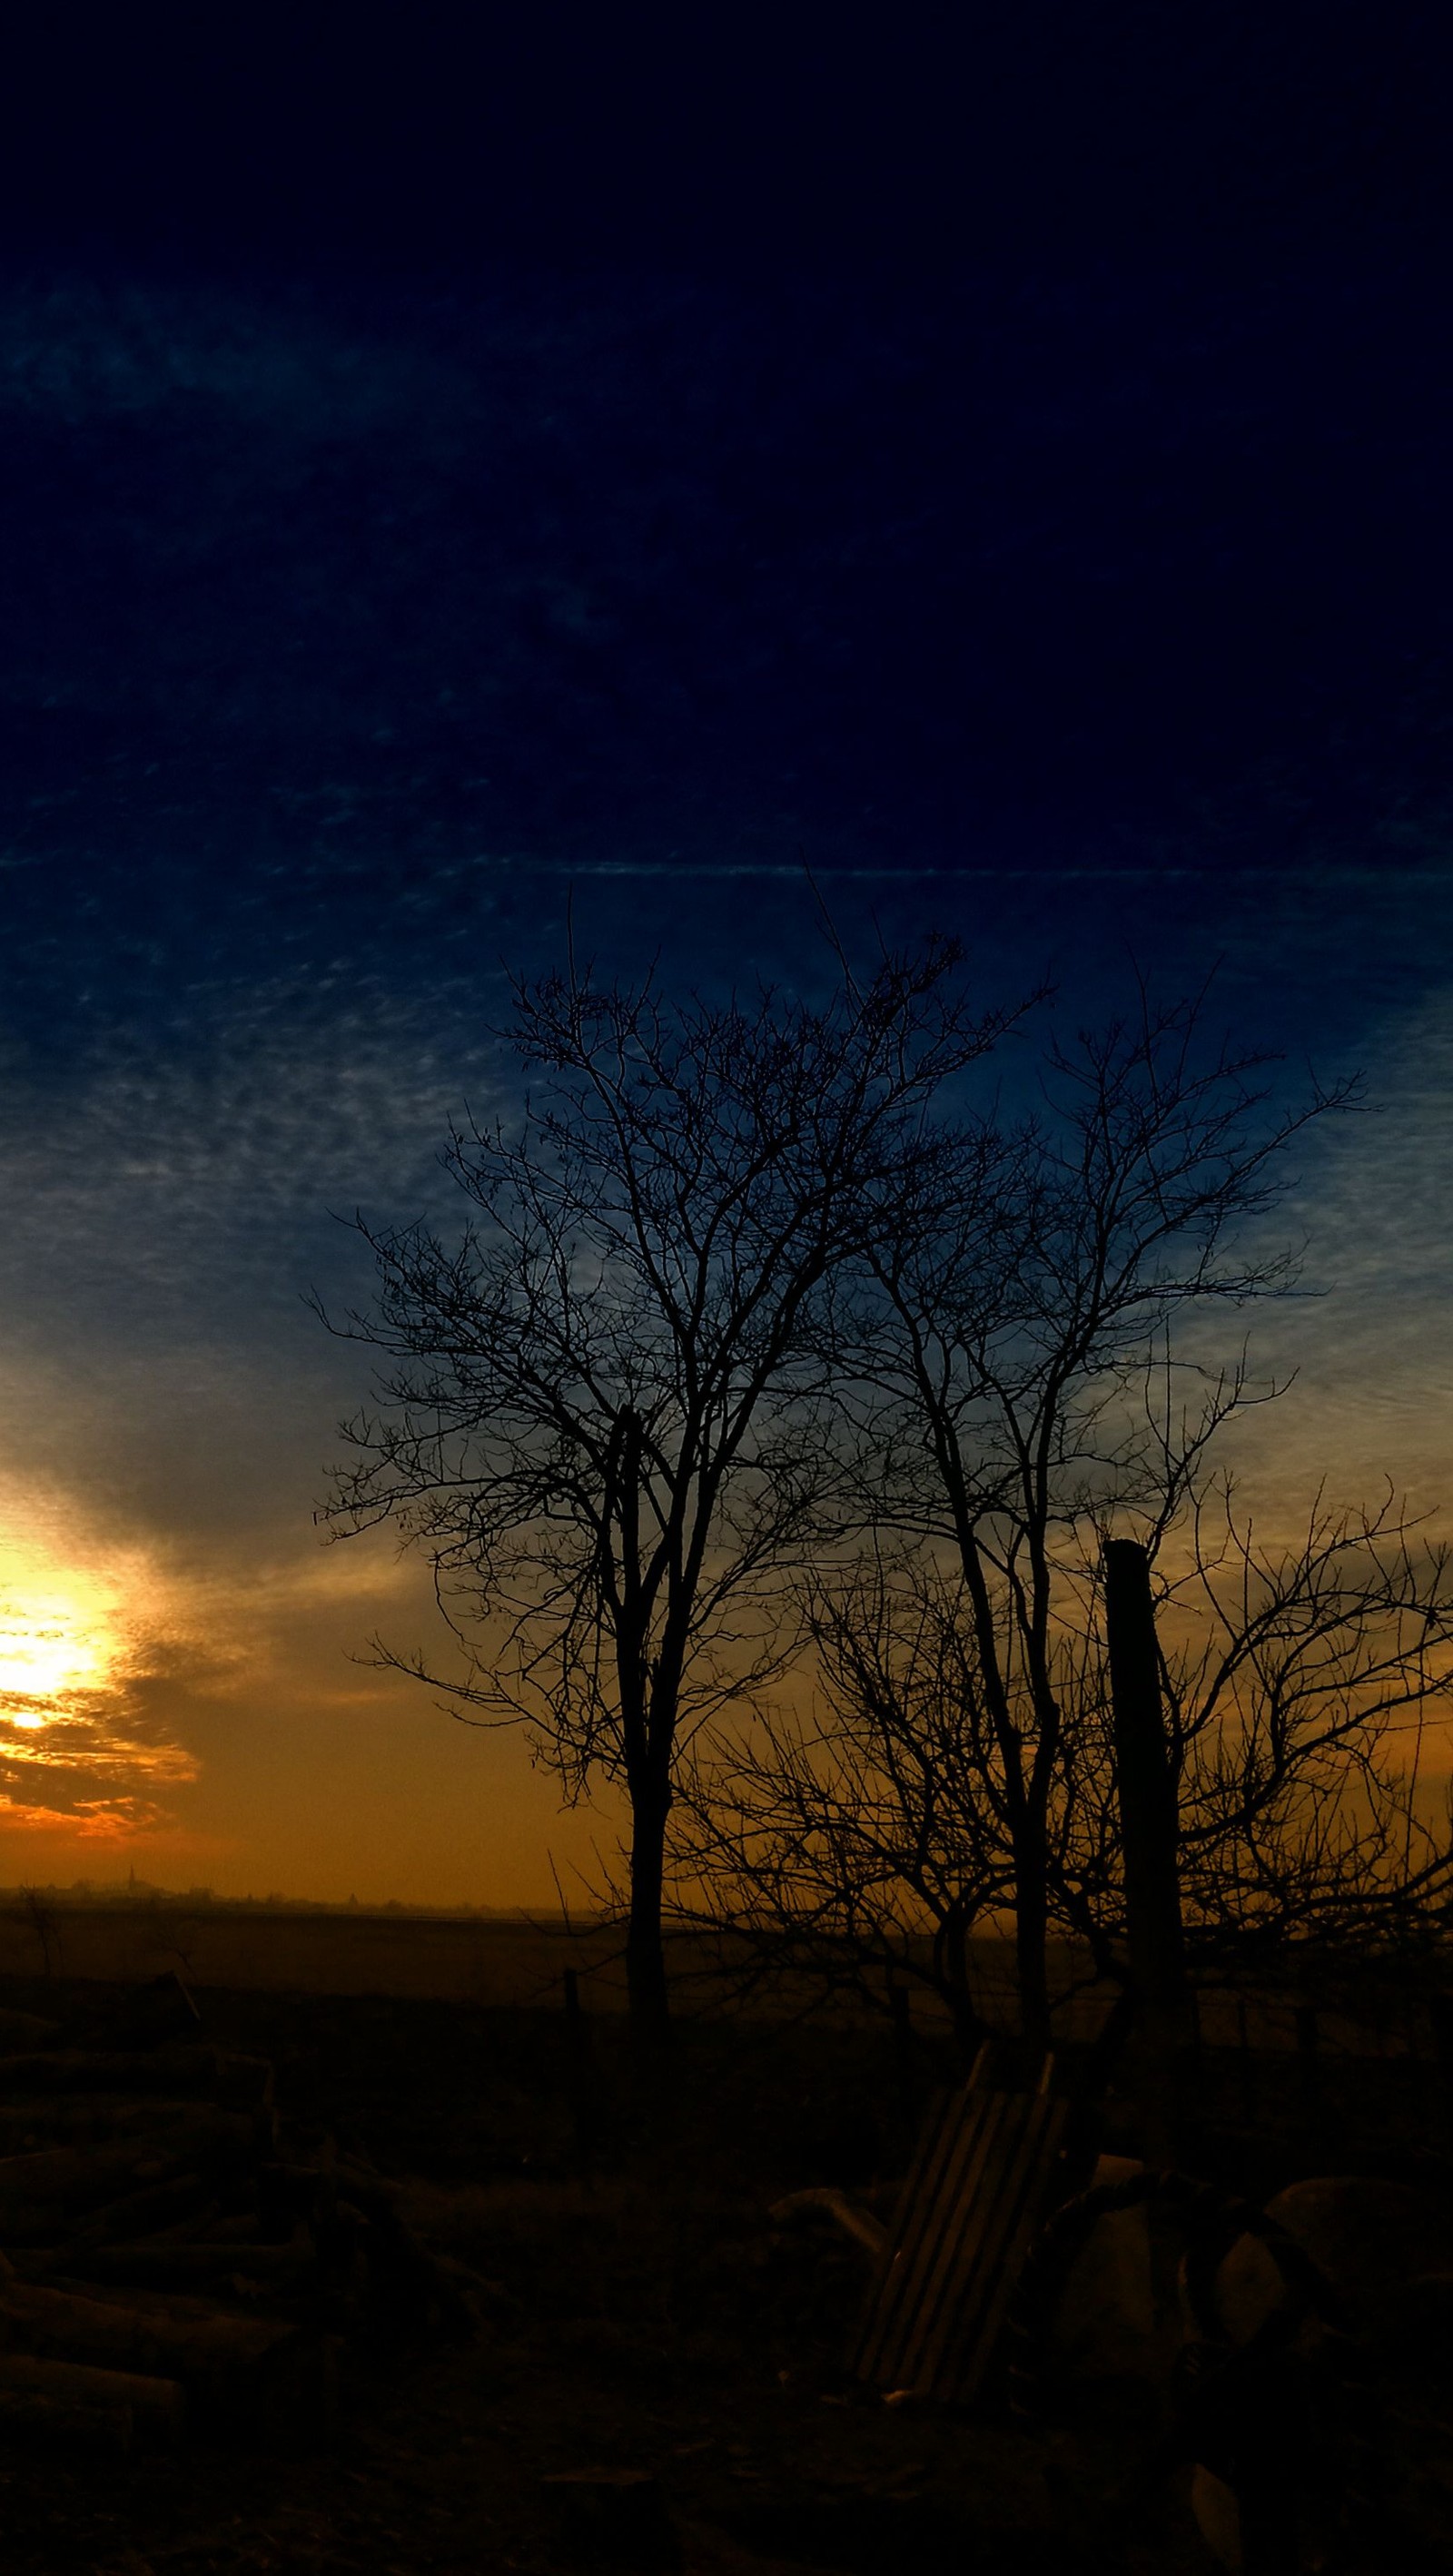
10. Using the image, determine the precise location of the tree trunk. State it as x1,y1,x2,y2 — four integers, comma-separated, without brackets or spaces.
626,1791,671,2040
938,1903,992,2070
1013,1856,1053,2067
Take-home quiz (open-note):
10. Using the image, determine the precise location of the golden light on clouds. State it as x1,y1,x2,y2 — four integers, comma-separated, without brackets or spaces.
0,1586,108,1720
0,1505,199,1845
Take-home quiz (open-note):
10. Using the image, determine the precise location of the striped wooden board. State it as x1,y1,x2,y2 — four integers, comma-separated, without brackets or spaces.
848,2061,1069,2403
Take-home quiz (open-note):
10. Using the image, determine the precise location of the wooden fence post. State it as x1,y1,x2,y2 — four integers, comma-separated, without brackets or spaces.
1103,1538,1191,2147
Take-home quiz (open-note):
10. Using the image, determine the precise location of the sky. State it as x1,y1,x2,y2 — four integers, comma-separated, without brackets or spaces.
0,6,1450,1901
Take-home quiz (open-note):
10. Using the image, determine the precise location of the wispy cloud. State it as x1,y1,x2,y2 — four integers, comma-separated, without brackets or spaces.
0,974,502,1319
0,909,1448,1885
0,1792,186,1842
0,281,462,435
1191,979,1453,1534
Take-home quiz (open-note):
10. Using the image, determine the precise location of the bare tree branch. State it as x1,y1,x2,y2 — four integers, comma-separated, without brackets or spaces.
314,934,1026,2030
676,988,1375,2053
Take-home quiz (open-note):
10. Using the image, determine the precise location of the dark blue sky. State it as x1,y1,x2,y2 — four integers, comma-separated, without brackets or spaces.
0,6,1450,1898
3,243,1451,1031
1,5,1450,1019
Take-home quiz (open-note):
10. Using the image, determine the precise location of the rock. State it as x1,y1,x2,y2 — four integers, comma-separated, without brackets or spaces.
1215,2176,1453,2348
1046,2156,1185,2392
1200,2176,1453,2573
1190,2463,1242,2571
68,1973,203,2055
541,2468,671,2563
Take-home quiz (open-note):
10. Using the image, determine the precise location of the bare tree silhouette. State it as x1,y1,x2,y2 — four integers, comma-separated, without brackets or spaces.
677,1480,1453,2057
316,934,1023,2035
676,991,1375,2055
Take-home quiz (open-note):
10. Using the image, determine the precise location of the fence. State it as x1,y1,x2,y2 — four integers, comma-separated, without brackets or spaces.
0,1902,1446,2075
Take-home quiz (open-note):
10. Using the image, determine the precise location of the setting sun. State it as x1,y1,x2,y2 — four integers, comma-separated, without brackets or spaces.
0,1515,152,1739
0,1592,108,1717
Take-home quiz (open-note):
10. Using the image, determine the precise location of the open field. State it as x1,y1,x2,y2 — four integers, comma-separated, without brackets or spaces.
0,1903,1442,2071
0,1900,630,2013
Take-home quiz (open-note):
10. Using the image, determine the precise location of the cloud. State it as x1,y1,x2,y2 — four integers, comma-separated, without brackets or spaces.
0,963,514,1869
0,1496,199,1840
0,1717,195,1781
0,845,1449,1890
0,972,505,1322
0,281,462,436
1181,978,1453,1537
0,1792,183,1842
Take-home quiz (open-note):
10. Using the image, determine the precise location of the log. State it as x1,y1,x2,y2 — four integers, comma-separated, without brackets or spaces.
0,2093,215,2156
0,2112,252,2241
768,2186,889,2261
0,2279,302,2384
0,2386,132,2453
11,2198,223,2274
3,2252,69,2282
1,2283,338,2449
39,2277,269,2323
0,2010,63,2056
133,2200,226,2248
0,2048,272,2107
0,2050,215,2097
205,2211,264,2245
0,2351,184,2440
58,2242,320,2295
67,2171,214,2246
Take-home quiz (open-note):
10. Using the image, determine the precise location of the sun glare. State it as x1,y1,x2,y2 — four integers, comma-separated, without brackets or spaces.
0,1594,108,1715
0,1518,142,1734
0,1496,201,1844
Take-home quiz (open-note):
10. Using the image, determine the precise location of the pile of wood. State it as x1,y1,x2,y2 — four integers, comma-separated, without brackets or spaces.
0,1980,481,2457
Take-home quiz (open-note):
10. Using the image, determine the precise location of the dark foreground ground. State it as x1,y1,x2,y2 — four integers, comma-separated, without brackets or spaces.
0,1977,1448,2576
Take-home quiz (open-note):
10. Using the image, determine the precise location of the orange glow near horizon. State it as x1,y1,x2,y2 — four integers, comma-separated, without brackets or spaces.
0,1366,1449,1905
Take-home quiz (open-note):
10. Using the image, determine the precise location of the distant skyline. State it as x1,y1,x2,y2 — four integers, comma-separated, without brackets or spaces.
0,1878,543,1917
1,12,1450,1900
